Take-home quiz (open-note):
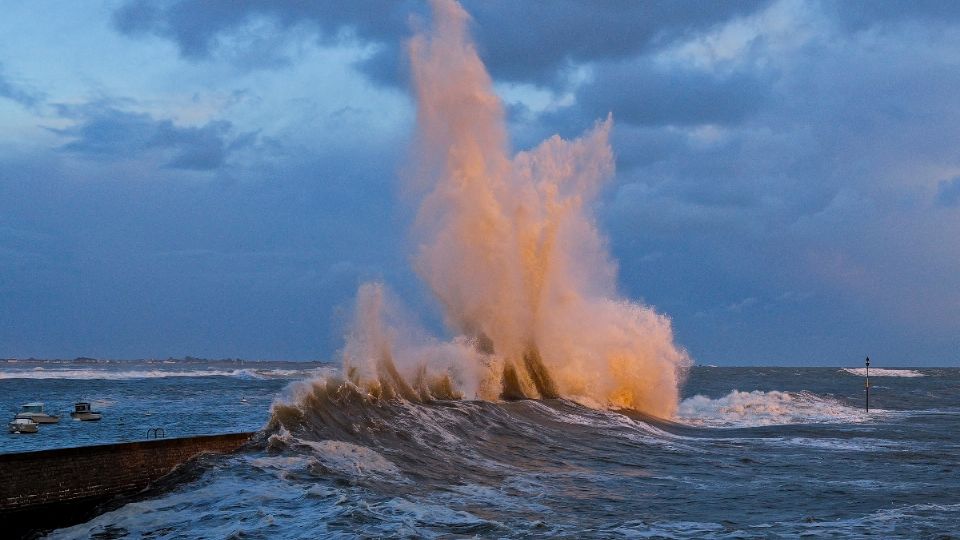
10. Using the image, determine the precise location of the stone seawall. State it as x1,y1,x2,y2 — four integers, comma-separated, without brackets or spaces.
0,432,254,536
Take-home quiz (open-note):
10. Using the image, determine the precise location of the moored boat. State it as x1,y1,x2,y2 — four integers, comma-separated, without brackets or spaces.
70,402,102,421
8,418,39,433
15,402,60,424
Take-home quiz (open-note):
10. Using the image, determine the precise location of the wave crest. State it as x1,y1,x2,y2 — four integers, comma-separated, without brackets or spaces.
262,373,693,489
0,367,328,380
841,368,924,377
676,390,870,428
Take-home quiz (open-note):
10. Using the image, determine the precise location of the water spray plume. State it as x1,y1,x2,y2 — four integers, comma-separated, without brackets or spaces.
343,0,690,418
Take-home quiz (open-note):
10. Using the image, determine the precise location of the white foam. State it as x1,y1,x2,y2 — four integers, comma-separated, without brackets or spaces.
676,390,869,428
777,437,883,451
246,454,316,481
372,497,491,527
0,369,240,380
0,367,329,380
296,438,403,478
841,368,924,377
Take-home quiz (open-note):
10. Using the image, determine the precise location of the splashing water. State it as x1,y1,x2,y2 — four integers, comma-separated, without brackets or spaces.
676,390,873,428
342,0,689,418
841,368,925,378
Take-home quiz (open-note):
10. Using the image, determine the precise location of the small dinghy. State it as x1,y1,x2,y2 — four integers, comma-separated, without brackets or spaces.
16,402,60,424
70,402,102,421
9,418,39,433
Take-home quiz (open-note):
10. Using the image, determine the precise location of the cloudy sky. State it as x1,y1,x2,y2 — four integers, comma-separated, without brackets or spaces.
1,1,958,365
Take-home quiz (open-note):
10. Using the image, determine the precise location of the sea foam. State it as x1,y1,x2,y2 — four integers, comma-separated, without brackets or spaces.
676,390,869,428
0,367,330,380
841,368,925,377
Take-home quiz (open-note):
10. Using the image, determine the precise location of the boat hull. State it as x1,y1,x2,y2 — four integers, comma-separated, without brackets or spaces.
8,423,39,434
70,412,102,421
15,413,60,424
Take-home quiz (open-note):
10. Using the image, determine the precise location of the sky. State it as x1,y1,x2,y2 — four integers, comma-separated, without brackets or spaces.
1,1,958,365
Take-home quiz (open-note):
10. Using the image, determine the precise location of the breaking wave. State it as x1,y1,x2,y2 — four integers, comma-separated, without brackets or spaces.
841,368,925,377
260,374,689,491
0,367,331,380
676,390,871,428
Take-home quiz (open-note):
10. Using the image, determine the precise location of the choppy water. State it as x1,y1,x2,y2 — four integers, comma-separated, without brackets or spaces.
0,359,330,452
2,362,958,538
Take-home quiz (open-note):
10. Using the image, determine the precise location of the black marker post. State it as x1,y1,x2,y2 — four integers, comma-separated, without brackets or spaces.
865,356,870,412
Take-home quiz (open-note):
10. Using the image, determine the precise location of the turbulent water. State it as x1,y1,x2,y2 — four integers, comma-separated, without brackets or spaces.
339,0,689,419
0,358,330,453
7,2,958,538
4,363,953,539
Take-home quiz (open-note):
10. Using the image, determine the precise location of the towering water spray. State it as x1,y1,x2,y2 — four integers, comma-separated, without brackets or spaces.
343,0,689,418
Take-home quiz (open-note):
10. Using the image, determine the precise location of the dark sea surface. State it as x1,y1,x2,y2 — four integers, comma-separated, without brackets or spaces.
2,360,957,538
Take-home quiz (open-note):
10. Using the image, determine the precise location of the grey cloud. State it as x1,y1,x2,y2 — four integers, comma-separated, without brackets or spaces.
114,1,265,60
112,0,417,72
936,176,960,207
577,60,771,127
6,1,959,363
581,1,960,362
466,1,768,84
111,0,769,87
53,104,248,171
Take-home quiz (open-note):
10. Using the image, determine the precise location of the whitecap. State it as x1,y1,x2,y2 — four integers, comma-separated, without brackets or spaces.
294,438,403,478
0,367,328,380
841,368,924,377
676,390,871,428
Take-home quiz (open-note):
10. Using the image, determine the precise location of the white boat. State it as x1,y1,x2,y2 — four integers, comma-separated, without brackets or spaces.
70,402,102,421
8,418,39,433
15,402,60,424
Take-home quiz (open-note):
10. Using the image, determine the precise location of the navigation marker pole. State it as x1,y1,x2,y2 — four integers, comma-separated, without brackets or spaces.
865,356,870,412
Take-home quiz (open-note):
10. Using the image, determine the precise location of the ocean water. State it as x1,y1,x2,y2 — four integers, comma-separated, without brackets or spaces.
0,359,331,453
2,361,958,538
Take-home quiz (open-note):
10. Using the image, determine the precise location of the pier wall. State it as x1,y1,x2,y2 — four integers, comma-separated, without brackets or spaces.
0,432,254,535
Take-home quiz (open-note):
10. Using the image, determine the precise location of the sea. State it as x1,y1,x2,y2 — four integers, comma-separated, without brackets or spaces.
2,359,958,539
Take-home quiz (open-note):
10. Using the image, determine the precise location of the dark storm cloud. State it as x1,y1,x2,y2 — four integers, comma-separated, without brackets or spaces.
112,0,417,77
937,176,960,207
576,60,771,127
464,0,768,84
52,103,248,171
5,1,958,363
574,0,960,362
111,0,769,87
